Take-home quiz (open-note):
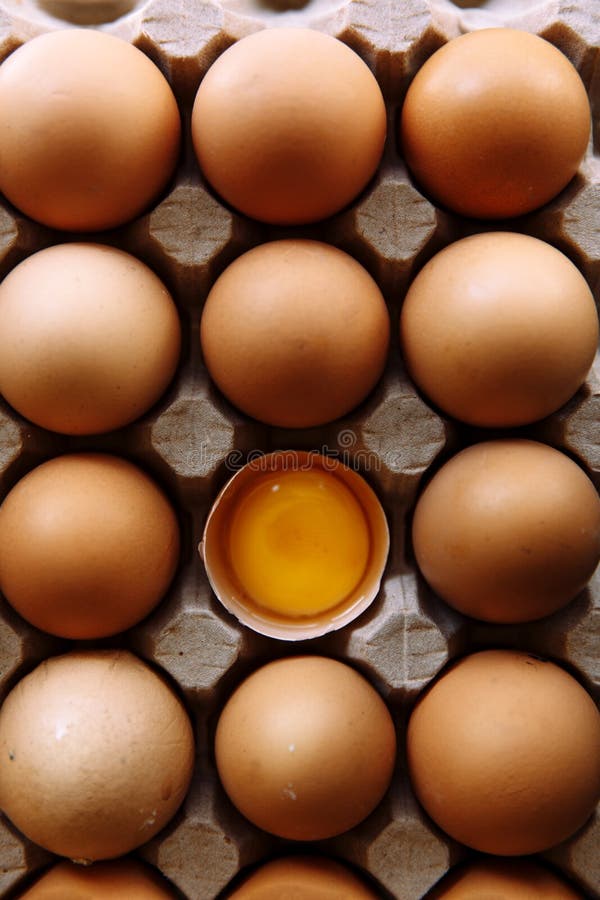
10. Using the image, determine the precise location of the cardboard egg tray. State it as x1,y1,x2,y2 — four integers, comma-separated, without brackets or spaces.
0,0,598,897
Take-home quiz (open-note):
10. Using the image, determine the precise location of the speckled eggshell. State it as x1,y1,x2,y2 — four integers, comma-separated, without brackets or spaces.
215,656,397,840
192,28,386,224
400,29,590,219
0,29,181,231
407,650,600,855
0,650,195,862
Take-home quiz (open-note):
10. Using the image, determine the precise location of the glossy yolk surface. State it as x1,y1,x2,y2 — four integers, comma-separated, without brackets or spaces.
227,469,370,617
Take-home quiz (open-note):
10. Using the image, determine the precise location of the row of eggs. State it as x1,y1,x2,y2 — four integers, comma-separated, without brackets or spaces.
0,437,598,641
0,26,591,230
0,234,597,435
10,856,593,898
1,649,599,893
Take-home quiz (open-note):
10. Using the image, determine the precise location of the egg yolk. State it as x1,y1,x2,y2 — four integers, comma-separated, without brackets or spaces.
227,469,371,618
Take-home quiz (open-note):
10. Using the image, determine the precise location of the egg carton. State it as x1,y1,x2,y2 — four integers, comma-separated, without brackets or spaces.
0,0,598,897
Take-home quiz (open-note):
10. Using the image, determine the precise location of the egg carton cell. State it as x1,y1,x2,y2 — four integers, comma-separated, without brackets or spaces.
0,818,52,898
0,204,54,284
333,162,443,298
531,351,600,482
0,1,598,899
0,599,61,701
532,158,600,296
430,0,599,61
149,368,268,495
130,562,244,698
463,568,600,692
342,571,465,698
140,181,258,305
139,770,274,900
545,809,600,899
353,777,460,899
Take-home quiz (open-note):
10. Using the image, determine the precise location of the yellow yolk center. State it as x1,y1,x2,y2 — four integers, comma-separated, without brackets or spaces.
227,468,371,618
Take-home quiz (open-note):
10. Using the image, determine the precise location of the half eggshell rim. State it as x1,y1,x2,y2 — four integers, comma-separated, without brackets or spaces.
199,450,389,641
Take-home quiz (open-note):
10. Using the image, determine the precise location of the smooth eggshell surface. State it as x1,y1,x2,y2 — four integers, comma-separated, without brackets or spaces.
427,858,583,899
215,656,396,840
400,29,590,219
0,650,195,861
227,856,379,899
200,240,390,428
0,243,181,435
192,28,386,224
399,232,598,427
407,650,600,855
18,859,178,899
412,439,600,623
0,453,180,639
0,29,181,231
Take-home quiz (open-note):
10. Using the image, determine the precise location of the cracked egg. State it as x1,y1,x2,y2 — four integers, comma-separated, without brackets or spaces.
200,451,389,640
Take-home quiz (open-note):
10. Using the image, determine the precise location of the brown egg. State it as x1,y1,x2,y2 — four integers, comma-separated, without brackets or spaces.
200,240,389,428
400,29,590,218
0,30,180,231
215,656,396,840
407,650,600,855
427,858,583,899
192,28,386,224
0,650,195,861
399,233,598,427
18,859,178,899
0,453,180,639
227,856,380,899
412,440,600,623
0,244,181,435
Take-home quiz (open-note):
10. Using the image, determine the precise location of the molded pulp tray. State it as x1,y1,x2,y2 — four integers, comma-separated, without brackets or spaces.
0,0,598,897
